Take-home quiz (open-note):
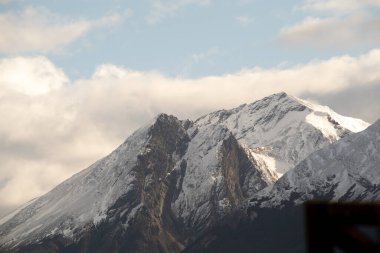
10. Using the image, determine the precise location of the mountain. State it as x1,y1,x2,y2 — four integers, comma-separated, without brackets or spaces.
184,119,380,253
195,92,367,177
0,92,370,253
255,117,380,207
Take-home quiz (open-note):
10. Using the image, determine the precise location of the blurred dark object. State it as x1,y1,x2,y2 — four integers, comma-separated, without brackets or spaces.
305,202,380,253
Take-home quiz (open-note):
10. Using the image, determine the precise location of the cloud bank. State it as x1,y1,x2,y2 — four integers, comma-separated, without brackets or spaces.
0,49,380,216
280,0,380,49
0,6,122,53
299,0,380,12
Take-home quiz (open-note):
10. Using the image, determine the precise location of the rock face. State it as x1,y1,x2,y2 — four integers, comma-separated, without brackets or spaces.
0,92,372,253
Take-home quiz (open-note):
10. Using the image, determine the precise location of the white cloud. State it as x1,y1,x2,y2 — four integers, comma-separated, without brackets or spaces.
0,56,68,95
1,49,380,215
300,0,380,12
0,6,122,53
191,48,219,63
280,14,380,49
147,0,210,24
281,0,380,49
235,15,255,25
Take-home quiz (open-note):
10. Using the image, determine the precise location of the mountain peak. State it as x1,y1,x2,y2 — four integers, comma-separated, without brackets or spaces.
154,112,174,121
258,91,302,104
151,113,181,131
263,91,290,100
194,92,368,176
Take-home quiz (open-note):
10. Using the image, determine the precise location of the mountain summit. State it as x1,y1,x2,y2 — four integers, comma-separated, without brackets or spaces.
0,93,372,253
195,92,367,176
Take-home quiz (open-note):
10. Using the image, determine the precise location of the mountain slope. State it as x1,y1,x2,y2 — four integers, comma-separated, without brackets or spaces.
184,118,380,253
255,117,380,208
0,114,272,253
0,92,371,253
0,114,191,252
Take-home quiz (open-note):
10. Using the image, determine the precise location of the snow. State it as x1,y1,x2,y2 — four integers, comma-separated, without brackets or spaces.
195,92,368,176
218,198,231,209
93,213,107,225
20,224,42,237
305,112,340,140
172,124,229,224
250,150,283,178
0,198,37,226
121,203,142,230
62,228,73,238
256,118,380,207
295,96,369,133
0,122,152,247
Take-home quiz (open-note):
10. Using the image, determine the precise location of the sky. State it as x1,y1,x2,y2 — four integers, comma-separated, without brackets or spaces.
0,0,380,216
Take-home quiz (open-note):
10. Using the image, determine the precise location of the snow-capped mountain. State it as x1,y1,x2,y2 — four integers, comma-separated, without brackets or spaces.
254,117,380,208
195,92,367,176
185,117,380,253
0,92,371,253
